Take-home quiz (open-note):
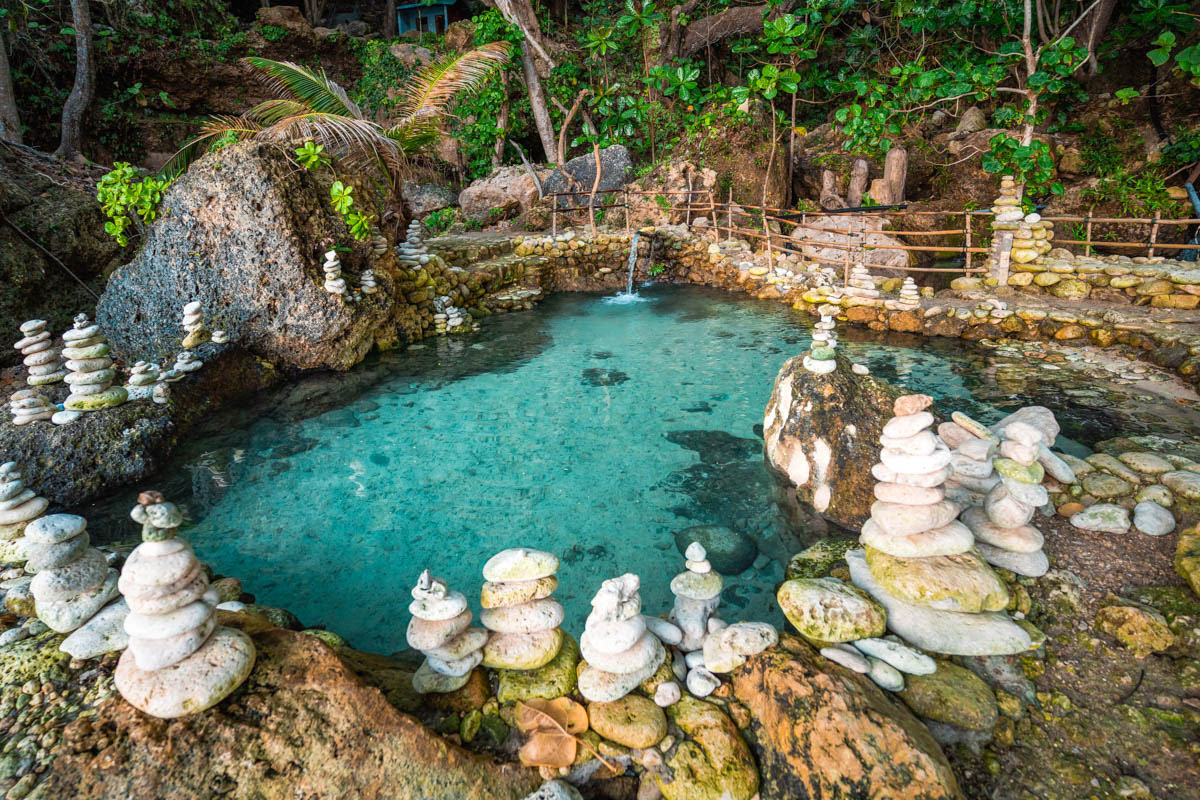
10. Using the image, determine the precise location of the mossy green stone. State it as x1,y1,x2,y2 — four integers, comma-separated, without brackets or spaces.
777,577,885,643
1095,604,1175,657
994,457,1044,485
659,697,759,800
479,712,510,745
1048,278,1090,299
460,708,482,743
64,386,128,411
898,661,998,731
810,346,835,361
1082,473,1133,499
865,546,1009,613
784,538,858,580
496,632,578,703
0,630,71,686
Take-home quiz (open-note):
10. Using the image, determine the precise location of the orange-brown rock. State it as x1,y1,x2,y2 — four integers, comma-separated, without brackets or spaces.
888,309,924,333
730,635,962,800
39,627,541,800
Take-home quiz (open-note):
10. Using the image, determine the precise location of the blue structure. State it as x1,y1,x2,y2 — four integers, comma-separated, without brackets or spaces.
397,0,455,34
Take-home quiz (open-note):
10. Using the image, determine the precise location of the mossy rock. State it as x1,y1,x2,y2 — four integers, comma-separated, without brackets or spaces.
784,538,858,580
496,632,578,703
1176,526,1200,599
639,654,676,696
0,630,70,686
898,661,998,732
588,694,667,748
777,577,885,643
865,546,1009,613
1094,604,1175,658
658,697,758,800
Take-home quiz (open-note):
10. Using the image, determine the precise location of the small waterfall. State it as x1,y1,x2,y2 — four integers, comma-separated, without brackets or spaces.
625,230,641,294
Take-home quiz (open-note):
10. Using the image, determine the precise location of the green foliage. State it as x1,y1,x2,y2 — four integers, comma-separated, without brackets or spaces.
1082,170,1180,217
295,141,331,170
982,135,1062,197
259,25,290,43
329,181,376,240
424,207,461,235
1162,128,1200,169
97,163,171,247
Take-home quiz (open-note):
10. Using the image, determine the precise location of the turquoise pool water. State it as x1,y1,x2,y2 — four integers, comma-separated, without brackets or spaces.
84,285,1200,653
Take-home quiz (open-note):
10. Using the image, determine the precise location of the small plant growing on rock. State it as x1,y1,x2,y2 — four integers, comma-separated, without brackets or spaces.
97,163,171,247
295,141,330,170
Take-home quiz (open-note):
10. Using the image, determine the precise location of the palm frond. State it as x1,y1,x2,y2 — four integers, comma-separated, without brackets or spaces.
244,57,363,119
159,115,265,179
383,117,441,156
256,112,401,165
392,42,512,125
246,98,318,126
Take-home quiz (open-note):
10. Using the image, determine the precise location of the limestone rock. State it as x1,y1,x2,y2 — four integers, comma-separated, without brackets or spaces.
542,146,633,207
588,694,667,748
864,546,1009,613
776,577,886,642
1094,604,1175,657
898,661,998,732
658,697,758,800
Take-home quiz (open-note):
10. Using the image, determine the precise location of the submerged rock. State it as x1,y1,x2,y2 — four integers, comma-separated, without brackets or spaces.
673,525,756,574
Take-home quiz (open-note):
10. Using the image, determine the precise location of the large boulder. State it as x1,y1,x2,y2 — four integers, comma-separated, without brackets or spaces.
788,214,912,272
403,182,457,218
96,141,394,372
763,352,905,532
36,625,542,800
542,145,633,207
458,165,546,222
255,5,313,39
730,635,961,799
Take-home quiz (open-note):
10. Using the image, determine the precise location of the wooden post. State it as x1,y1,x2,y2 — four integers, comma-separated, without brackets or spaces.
624,188,630,235
551,198,558,237
1148,215,1160,258
763,212,773,268
727,186,733,242
1084,216,1092,256
707,190,718,242
964,212,973,273
685,175,693,227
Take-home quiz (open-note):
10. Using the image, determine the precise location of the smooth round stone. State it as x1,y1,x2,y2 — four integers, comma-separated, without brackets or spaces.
581,615,646,654
670,569,722,601
125,571,209,616
950,453,994,480
125,599,213,640
999,440,1039,464
120,558,201,602
408,589,469,622
866,656,905,691
803,356,836,374
777,577,885,642
820,645,871,673
481,627,564,670
701,633,744,673
872,463,952,488
70,382,107,396
1133,501,1175,536
428,647,484,678
880,446,952,476
893,393,933,416
61,342,109,360
882,412,934,440
63,357,111,372
30,548,107,600
588,694,668,748
957,438,995,461
581,631,661,674
993,458,1044,485
975,543,1049,578
719,621,778,656
146,503,184,530
950,411,994,440
424,626,489,661
685,558,711,573
1135,484,1173,508
961,507,1043,553
24,532,89,572
64,386,127,411
412,660,472,693
864,546,1009,613
122,544,198,587
24,514,86,544
36,570,119,633
1001,421,1044,447
482,548,560,582
128,615,216,670
51,410,81,425
1038,445,1077,483
407,609,471,651
880,429,938,456
685,666,721,697
851,637,936,675
480,576,557,609
63,324,100,341
1118,451,1172,475
480,597,563,634
0,480,25,502
874,482,945,505
985,485,1035,528
138,538,188,557
0,496,48,525
1069,503,1131,534
870,500,961,537
860,518,974,558
938,422,973,449
1000,476,1049,507
1162,470,1200,500
61,598,130,659
654,680,682,707
643,616,683,646
1082,473,1133,499
578,642,665,702
116,626,256,718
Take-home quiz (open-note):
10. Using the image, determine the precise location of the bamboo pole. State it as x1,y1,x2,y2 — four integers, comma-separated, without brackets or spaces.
708,190,718,243
964,213,972,273
727,187,733,243
1084,216,1092,257
551,200,557,237
1149,215,1160,258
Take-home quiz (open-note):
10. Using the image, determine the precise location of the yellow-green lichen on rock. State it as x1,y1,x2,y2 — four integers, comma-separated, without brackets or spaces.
1094,603,1176,658
658,697,759,800
0,630,71,687
865,546,1010,613
898,661,998,732
496,632,578,703
1176,526,1200,599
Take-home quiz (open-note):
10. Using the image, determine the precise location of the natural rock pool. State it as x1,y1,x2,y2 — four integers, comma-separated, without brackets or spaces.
81,285,1200,653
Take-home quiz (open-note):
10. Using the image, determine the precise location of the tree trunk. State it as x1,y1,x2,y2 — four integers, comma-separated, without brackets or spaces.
383,0,397,37
520,42,557,163
0,32,21,144
847,158,869,207
56,0,93,159
1083,0,1117,75
492,72,510,168
866,146,907,205
489,0,555,70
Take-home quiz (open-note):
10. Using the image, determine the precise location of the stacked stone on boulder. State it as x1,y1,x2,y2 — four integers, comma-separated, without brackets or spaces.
843,263,880,299
479,547,564,671
323,250,346,295
850,393,1034,656
125,361,161,401
173,350,202,374
360,269,378,295
115,491,255,719
944,426,999,508
0,462,48,562
990,176,1023,229
14,319,65,386
407,569,487,693
895,277,920,311
61,313,127,412
669,542,721,652
181,301,210,349
803,304,839,375
9,388,55,425
27,514,119,633
578,573,666,702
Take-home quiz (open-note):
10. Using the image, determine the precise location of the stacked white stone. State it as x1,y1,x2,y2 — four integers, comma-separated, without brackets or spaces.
9,388,54,425
433,297,469,335
371,233,388,258
61,314,128,412
360,269,378,295
323,250,347,294
803,304,839,376
961,419,1050,578
669,542,721,652
478,547,564,672
990,176,1023,228
14,320,65,386
843,264,880,298
578,573,667,703
125,361,160,401
211,330,229,344
0,462,48,561
699,621,778,681
896,277,921,310
115,493,255,719
1026,212,1054,259
173,351,202,374
180,301,209,349
944,433,998,508
27,514,119,632
1010,216,1040,265
407,569,487,694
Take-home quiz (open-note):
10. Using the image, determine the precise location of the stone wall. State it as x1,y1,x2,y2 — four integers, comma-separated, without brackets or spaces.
1002,253,1200,309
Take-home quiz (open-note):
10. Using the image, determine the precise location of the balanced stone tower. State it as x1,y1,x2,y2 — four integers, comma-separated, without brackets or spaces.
360,269,378,295
323,250,347,295
407,569,487,694
14,319,65,386
843,263,880,299
577,573,666,702
181,301,210,348
479,547,564,671
125,361,161,401
896,277,921,310
62,313,128,412
27,514,119,632
0,462,48,561
803,304,840,375
669,542,721,652
944,426,999,508
115,492,256,718
10,388,55,425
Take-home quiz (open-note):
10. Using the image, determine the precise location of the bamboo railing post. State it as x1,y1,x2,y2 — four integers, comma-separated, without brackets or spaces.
964,213,972,273
551,199,557,237
727,187,733,242
1149,215,1160,258
1084,216,1092,256
623,188,630,235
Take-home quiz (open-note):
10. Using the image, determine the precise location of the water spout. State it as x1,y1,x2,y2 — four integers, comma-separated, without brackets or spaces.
606,231,647,304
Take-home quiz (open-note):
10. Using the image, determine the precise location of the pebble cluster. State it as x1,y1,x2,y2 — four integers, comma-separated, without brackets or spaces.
1058,445,1193,537
27,514,119,634
407,570,486,694
578,573,666,702
60,314,127,415
0,463,47,562
9,389,54,426
479,548,564,671
13,320,65,387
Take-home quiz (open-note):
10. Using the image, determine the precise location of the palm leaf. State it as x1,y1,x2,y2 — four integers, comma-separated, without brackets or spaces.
256,112,400,163
160,115,265,179
244,57,363,118
391,42,512,126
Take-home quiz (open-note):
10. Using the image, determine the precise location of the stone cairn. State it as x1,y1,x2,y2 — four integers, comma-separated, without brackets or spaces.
803,304,840,375
61,313,128,413
943,418,999,508
360,269,378,295
896,277,921,310
370,232,388,258
173,350,202,375
115,491,256,719
407,569,487,694
10,388,54,425
479,547,565,672
843,263,880,299
578,573,666,703
668,542,724,697
125,361,161,401
14,319,65,386
27,513,119,633
323,250,347,295
0,462,48,560
181,301,210,349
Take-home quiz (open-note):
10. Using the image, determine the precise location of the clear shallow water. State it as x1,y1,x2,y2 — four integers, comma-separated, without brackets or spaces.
82,285,1200,653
